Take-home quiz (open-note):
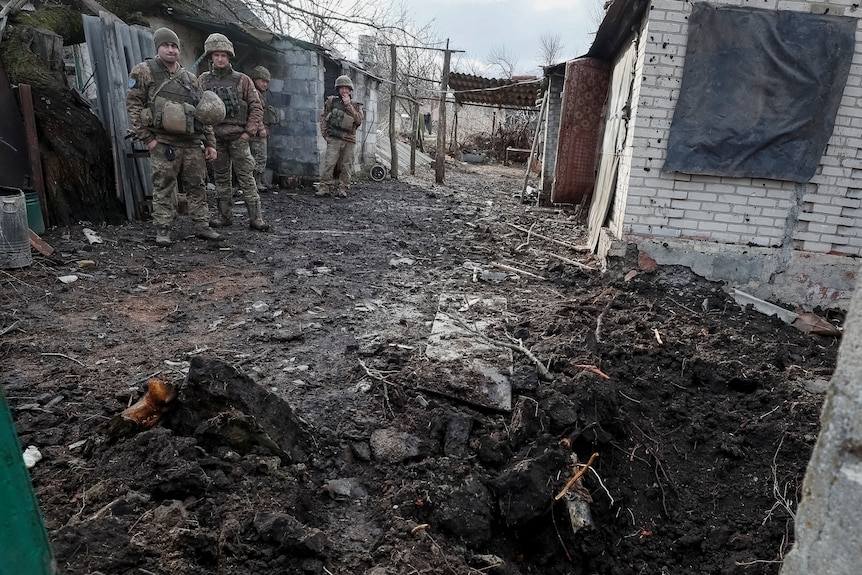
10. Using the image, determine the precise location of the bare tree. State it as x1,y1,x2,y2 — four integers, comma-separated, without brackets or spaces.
590,0,610,36
486,44,518,78
537,32,564,67
241,0,410,57
238,1,447,143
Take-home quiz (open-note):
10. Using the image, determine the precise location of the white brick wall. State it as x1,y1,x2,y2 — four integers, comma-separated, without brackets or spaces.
618,0,862,261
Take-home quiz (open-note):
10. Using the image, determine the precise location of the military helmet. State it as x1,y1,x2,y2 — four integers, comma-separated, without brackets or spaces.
334,75,354,90
195,90,226,125
252,66,271,81
204,33,235,58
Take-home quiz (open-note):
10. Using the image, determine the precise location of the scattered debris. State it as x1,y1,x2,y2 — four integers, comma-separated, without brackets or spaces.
22,445,42,468
732,288,841,337
492,261,546,280
732,288,799,323
82,228,103,244
637,251,657,272
2,165,841,574
28,229,54,256
792,309,842,337
117,378,177,431
425,293,514,410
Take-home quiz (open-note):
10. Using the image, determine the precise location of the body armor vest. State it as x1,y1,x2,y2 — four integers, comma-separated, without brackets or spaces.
325,97,357,139
202,70,248,125
147,59,199,106
144,59,202,135
261,93,278,125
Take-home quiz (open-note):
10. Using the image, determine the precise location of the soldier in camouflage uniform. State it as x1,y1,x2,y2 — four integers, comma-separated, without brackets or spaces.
199,33,269,231
249,65,278,192
318,75,364,198
126,27,222,245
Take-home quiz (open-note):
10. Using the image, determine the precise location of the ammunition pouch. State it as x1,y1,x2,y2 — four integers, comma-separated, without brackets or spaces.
212,85,248,125
263,104,278,125
327,108,354,132
147,97,198,135
326,126,346,139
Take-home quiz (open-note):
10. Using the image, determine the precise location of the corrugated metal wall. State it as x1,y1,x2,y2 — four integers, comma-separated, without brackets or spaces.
82,14,153,220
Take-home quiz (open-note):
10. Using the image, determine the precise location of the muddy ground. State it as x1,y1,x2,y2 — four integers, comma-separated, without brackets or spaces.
1,161,840,574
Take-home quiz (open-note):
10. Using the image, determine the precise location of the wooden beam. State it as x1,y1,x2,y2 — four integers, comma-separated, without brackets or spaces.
17,84,49,227
79,0,117,17
389,44,398,179
28,230,54,257
435,41,451,185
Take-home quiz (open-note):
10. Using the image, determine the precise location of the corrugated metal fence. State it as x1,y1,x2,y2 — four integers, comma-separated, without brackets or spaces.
82,14,153,220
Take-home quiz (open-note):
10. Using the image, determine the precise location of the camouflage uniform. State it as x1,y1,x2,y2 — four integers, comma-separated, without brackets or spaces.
200,63,266,229
126,56,218,239
249,66,278,190
319,75,363,197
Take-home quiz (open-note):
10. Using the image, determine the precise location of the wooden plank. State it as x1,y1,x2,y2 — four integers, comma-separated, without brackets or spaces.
80,0,116,16
28,229,54,257
17,84,49,227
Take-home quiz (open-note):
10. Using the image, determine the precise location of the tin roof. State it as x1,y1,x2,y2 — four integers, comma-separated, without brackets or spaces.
447,72,542,109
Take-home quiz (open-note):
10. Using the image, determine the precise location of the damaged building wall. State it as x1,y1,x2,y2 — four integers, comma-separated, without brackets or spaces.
345,65,378,169
257,38,379,181
593,17,646,263
266,38,322,180
780,258,862,575
539,71,564,194
594,0,862,311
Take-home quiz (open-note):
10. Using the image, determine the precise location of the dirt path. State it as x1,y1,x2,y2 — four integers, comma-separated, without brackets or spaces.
1,161,838,574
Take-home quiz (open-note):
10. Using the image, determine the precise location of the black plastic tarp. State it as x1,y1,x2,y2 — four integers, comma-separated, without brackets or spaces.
663,4,856,183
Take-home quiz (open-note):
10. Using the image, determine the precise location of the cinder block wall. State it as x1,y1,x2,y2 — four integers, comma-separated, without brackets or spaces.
604,0,862,310
267,39,321,179
351,71,378,169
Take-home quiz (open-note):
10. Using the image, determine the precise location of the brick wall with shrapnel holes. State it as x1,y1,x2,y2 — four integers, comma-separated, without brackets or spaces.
614,0,862,256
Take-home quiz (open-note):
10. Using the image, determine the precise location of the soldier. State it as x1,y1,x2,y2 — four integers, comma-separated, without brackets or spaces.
125,27,223,245
249,65,278,192
318,75,363,198
199,33,269,231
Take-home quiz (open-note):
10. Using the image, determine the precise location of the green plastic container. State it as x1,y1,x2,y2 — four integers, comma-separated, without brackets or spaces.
0,386,58,574
25,191,45,235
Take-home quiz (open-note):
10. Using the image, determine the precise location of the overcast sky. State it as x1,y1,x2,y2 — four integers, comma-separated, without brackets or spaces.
405,0,605,77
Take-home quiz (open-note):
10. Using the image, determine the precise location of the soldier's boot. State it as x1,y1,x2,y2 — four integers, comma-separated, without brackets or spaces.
314,183,332,197
254,171,267,193
246,199,270,231
194,225,222,241
209,199,233,228
155,226,172,246
336,186,348,198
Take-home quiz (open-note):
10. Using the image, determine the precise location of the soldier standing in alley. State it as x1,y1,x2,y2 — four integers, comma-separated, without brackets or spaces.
199,33,269,231
126,27,223,245
317,75,363,198
249,65,278,192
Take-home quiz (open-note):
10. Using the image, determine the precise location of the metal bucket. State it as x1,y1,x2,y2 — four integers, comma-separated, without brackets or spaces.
0,186,32,269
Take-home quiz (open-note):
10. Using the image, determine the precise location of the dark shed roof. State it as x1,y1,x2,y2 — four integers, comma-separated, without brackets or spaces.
448,72,542,109
587,0,651,60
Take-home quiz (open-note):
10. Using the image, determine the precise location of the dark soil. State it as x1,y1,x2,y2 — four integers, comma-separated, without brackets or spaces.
1,161,839,574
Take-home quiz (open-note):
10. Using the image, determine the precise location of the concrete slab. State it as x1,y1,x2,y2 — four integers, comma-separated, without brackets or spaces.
424,293,513,411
